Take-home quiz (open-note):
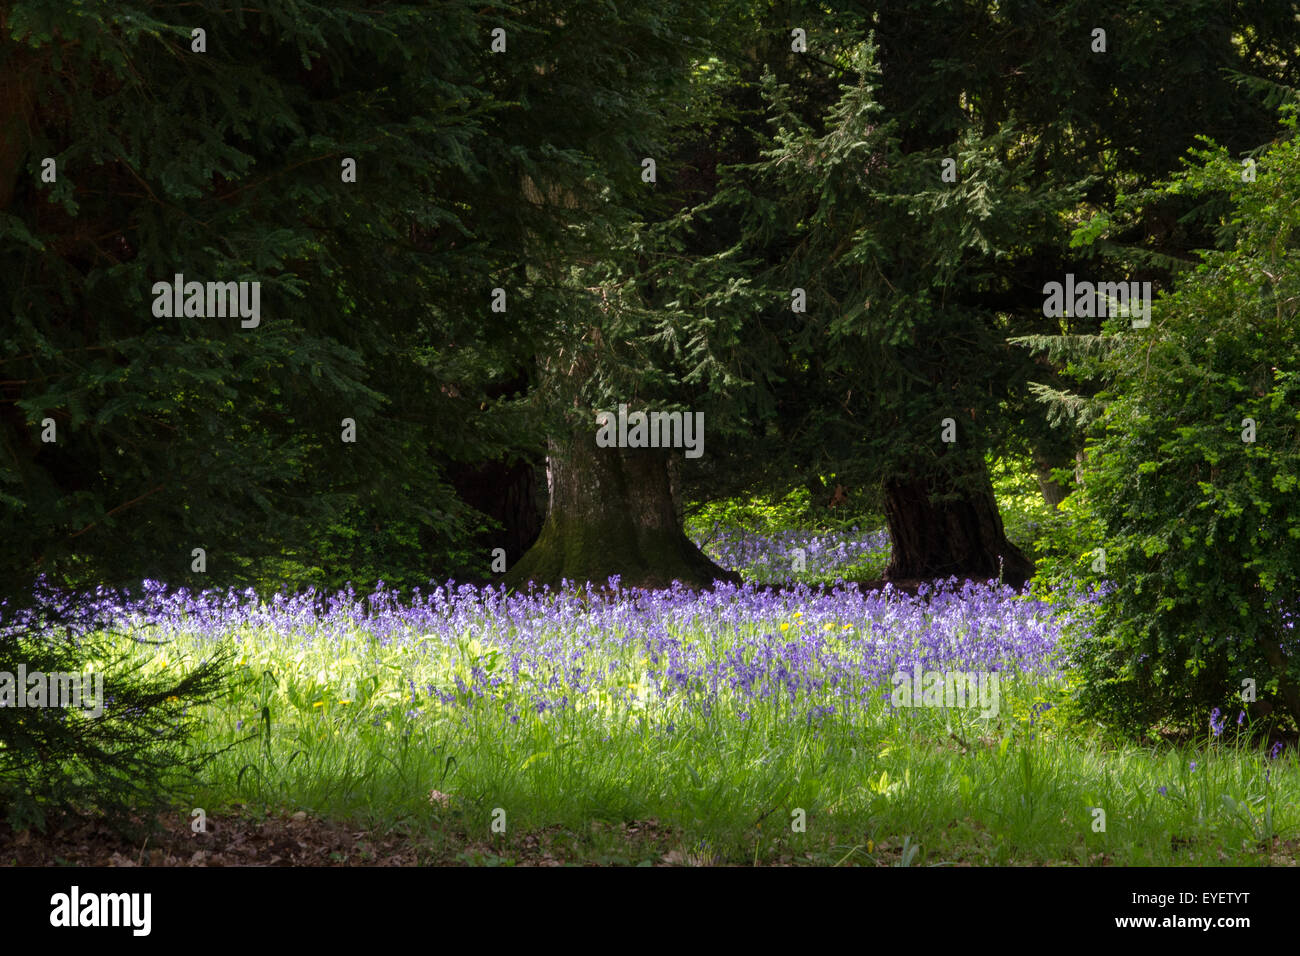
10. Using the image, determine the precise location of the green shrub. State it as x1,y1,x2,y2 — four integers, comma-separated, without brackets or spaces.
1044,115,1300,734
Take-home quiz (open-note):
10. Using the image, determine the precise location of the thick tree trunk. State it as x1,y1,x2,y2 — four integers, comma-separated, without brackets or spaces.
505,430,740,590
883,466,1034,589
510,154,735,590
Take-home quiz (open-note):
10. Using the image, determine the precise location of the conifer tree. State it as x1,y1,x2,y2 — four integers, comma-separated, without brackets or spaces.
0,1,579,597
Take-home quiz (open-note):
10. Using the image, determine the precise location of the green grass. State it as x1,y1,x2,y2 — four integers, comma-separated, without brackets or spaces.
111,615,1298,866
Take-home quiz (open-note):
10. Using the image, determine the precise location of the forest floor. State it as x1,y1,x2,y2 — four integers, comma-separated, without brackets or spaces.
1,810,418,867
0,809,733,866
4,808,1296,867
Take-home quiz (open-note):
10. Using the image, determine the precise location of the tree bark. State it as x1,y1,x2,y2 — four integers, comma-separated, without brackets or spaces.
1029,433,1076,508
883,465,1034,588
505,429,740,591
509,133,736,591
1034,465,1069,509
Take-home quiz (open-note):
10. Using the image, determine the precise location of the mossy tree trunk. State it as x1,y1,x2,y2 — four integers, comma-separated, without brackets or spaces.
505,428,740,591
883,464,1034,588
509,134,739,591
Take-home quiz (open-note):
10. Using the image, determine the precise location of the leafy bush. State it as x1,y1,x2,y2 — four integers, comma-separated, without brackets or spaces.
1041,114,1300,734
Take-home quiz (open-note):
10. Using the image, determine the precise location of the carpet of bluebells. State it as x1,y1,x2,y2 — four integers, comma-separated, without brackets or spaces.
14,527,1298,863
693,525,891,585
110,573,1067,733
9,525,1064,746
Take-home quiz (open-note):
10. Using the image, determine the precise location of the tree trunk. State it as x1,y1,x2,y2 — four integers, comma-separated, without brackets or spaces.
1031,440,1072,509
510,146,736,591
1029,434,1076,508
883,465,1034,589
505,429,740,591
1034,465,1069,509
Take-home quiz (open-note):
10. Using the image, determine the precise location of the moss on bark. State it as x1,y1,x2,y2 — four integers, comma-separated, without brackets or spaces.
505,432,739,591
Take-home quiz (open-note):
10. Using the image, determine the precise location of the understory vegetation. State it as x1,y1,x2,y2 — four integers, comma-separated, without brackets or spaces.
9,510,1293,866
